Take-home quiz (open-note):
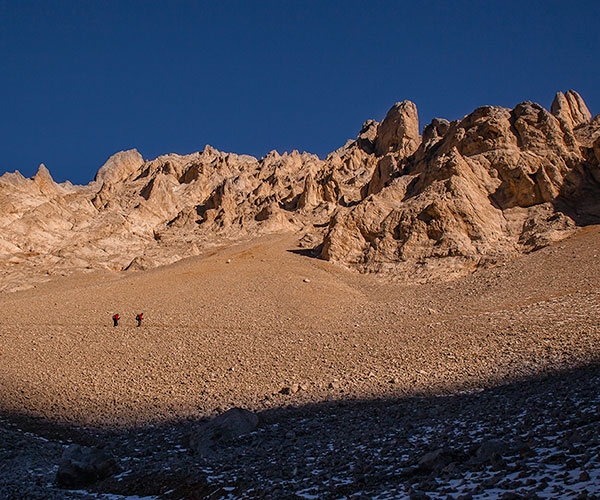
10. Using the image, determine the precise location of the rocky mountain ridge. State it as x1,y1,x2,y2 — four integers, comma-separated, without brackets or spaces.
1,90,599,290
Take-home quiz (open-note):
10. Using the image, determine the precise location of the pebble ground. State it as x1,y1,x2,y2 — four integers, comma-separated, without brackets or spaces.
1,227,600,498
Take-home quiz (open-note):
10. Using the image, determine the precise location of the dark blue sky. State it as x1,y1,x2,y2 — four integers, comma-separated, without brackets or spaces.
1,1,599,184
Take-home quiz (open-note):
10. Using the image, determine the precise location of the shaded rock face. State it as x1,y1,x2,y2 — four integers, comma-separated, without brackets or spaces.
0,91,598,287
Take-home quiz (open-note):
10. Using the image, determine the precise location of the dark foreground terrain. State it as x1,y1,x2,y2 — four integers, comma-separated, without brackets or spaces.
2,362,599,499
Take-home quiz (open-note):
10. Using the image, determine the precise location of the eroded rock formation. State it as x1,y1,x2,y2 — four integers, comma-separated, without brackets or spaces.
321,91,600,279
0,90,598,289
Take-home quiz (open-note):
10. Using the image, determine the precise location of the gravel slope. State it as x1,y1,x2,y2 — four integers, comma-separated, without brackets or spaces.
1,226,600,498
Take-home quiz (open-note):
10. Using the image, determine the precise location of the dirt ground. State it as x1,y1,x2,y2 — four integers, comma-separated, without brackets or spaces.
1,225,599,429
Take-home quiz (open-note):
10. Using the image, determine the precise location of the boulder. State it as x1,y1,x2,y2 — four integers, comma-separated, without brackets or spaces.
473,439,510,464
418,447,463,472
55,444,119,489
189,408,259,456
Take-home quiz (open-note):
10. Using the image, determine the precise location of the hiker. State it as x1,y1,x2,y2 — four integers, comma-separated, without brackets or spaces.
112,313,120,327
136,312,144,327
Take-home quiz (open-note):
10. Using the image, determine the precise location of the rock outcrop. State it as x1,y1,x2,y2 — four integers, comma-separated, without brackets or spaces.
321,90,599,279
551,90,592,130
374,100,421,157
0,90,598,288
94,149,144,186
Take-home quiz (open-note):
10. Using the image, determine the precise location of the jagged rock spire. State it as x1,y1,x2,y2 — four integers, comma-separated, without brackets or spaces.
551,90,592,128
374,100,421,157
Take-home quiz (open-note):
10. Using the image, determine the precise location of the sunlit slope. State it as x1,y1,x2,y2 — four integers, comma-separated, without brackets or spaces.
1,228,599,427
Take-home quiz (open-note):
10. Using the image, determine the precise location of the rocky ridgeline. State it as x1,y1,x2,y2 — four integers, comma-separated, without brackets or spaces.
1,91,599,287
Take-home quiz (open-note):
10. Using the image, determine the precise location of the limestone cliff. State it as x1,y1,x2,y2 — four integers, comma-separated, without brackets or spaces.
0,90,598,289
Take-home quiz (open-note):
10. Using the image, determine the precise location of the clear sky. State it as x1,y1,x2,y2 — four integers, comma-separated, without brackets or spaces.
1,0,599,184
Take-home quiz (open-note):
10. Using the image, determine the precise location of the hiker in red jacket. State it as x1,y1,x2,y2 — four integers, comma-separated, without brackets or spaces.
112,313,120,327
136,312,144,327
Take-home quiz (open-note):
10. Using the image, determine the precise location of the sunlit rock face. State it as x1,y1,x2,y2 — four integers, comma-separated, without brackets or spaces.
0,90,599,288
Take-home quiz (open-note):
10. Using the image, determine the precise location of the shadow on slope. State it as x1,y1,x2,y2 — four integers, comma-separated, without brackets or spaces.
553,189,600,227
1,361,600,499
